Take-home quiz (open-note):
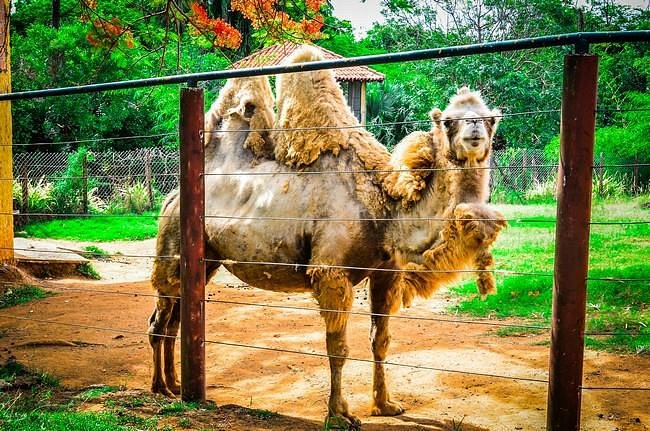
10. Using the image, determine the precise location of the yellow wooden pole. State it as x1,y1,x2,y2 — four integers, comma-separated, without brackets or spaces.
0,0,14,262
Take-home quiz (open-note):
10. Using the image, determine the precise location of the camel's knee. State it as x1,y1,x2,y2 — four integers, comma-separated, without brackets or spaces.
370,318,391,359
310,268,353,332
148,297,175,347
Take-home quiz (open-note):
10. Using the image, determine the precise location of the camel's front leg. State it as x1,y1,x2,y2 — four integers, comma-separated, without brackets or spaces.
310,268,360,429
475,248,496,298
163,299,181,395
369,278,404,416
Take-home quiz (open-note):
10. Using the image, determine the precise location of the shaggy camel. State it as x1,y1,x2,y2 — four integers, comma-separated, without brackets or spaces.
149,46,504,427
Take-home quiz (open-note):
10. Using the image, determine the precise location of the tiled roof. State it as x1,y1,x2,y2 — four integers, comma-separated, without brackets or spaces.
231,42,385,82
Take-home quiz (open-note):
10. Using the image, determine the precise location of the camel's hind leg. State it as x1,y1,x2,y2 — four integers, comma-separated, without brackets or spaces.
369,275,405,416
163,299,181,395
148,296,176,397
310,268,360,429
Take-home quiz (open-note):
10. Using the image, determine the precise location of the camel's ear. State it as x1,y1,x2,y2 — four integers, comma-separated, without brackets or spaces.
489,109,502,130
429,108,442,127
457,86,471,95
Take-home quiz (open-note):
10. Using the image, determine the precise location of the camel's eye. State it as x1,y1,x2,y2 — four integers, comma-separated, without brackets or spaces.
244,102,256,118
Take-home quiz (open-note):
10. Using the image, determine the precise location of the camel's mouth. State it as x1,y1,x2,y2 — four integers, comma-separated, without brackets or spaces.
463,137,485,148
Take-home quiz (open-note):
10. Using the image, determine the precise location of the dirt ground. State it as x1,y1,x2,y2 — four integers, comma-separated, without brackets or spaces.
0,240,648,430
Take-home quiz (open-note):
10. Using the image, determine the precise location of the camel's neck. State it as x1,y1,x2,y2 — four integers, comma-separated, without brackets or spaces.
449,156,491,205
385,153,492,263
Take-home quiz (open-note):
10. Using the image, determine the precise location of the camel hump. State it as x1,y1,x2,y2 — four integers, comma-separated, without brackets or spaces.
285,45,324,64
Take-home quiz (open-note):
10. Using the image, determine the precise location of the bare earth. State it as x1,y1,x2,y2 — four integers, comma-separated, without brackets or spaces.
0,239,648,430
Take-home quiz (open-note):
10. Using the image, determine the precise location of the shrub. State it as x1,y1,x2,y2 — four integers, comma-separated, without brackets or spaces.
50,147,96,214
106,181,151,214
12,177,56,213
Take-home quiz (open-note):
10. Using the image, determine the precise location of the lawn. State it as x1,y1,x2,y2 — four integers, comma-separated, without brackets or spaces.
450,196,650,354
20,212,160,242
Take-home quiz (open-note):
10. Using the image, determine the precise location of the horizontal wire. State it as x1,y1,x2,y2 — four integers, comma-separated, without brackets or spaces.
4,247,175,260
2,313,647,389
7,133,176,148
206,258,552,276
0,280,644,336
0,312,174,340
1,212,175,218
202,214,550,223
4,247,647,282
0,311,547,383
202,338,548,384
1,210,647,226
2,109,565,149
581,386,650,391
0,281,179,300
202,110,561,134
586,277,650,282
200,164,560,176
0,173,179,181
595,107,650,113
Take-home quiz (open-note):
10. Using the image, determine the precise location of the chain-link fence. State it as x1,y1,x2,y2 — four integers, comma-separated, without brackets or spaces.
12,147,179,215
11,147,647,215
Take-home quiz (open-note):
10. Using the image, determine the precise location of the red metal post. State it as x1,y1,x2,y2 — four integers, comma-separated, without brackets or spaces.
547,54,598,431
179,86,206,402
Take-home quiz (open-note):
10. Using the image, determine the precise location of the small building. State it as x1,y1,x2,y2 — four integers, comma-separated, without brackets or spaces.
231,42,385,124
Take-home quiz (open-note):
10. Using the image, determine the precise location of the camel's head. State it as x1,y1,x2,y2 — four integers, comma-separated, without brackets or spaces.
441,87,501,164
204,76,275,151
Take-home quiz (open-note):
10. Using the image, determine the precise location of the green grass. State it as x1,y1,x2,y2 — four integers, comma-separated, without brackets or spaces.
0,409,158,431
0,362,158,431
22,212,159,242
76,262,101,280
0,285,50,309
157,401,215,416
78,386,123,401
450,199,650,354
82,246,111,259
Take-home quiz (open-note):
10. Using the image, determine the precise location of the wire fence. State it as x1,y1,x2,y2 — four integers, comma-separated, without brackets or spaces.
9,146,648,218
2,33,650,428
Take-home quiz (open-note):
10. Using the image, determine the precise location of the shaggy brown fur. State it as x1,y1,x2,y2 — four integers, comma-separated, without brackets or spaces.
383,87,506,306
205,76,276,159
273,46,392,186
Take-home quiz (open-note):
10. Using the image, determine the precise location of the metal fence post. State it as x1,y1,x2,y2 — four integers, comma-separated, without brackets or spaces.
179,85,206,402
547,52,598,431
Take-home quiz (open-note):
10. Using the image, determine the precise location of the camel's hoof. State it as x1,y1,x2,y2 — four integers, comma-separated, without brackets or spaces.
371,400,405,416
151,384,175,398
167,382,181,396
326,414,361,430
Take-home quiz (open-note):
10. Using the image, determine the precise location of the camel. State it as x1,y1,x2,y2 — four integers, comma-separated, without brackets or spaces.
148,46,505,427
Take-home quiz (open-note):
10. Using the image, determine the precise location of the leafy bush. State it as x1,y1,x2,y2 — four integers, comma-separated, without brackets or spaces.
106,181,152,214
12,177,55,213
50,147,96,214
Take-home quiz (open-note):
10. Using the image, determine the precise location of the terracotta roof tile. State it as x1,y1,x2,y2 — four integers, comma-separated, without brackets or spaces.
231,42,385,82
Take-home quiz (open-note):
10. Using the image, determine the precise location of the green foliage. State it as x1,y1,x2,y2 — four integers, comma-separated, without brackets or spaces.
77,262,101,280
0,285,50,309
78,386,122,401
22,213,159,241
106,182,152,214
12,178,56,213
49,148,95,213
82,246,110,259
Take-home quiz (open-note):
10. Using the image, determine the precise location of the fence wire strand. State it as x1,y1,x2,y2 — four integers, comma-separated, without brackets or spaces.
0,281,645,336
